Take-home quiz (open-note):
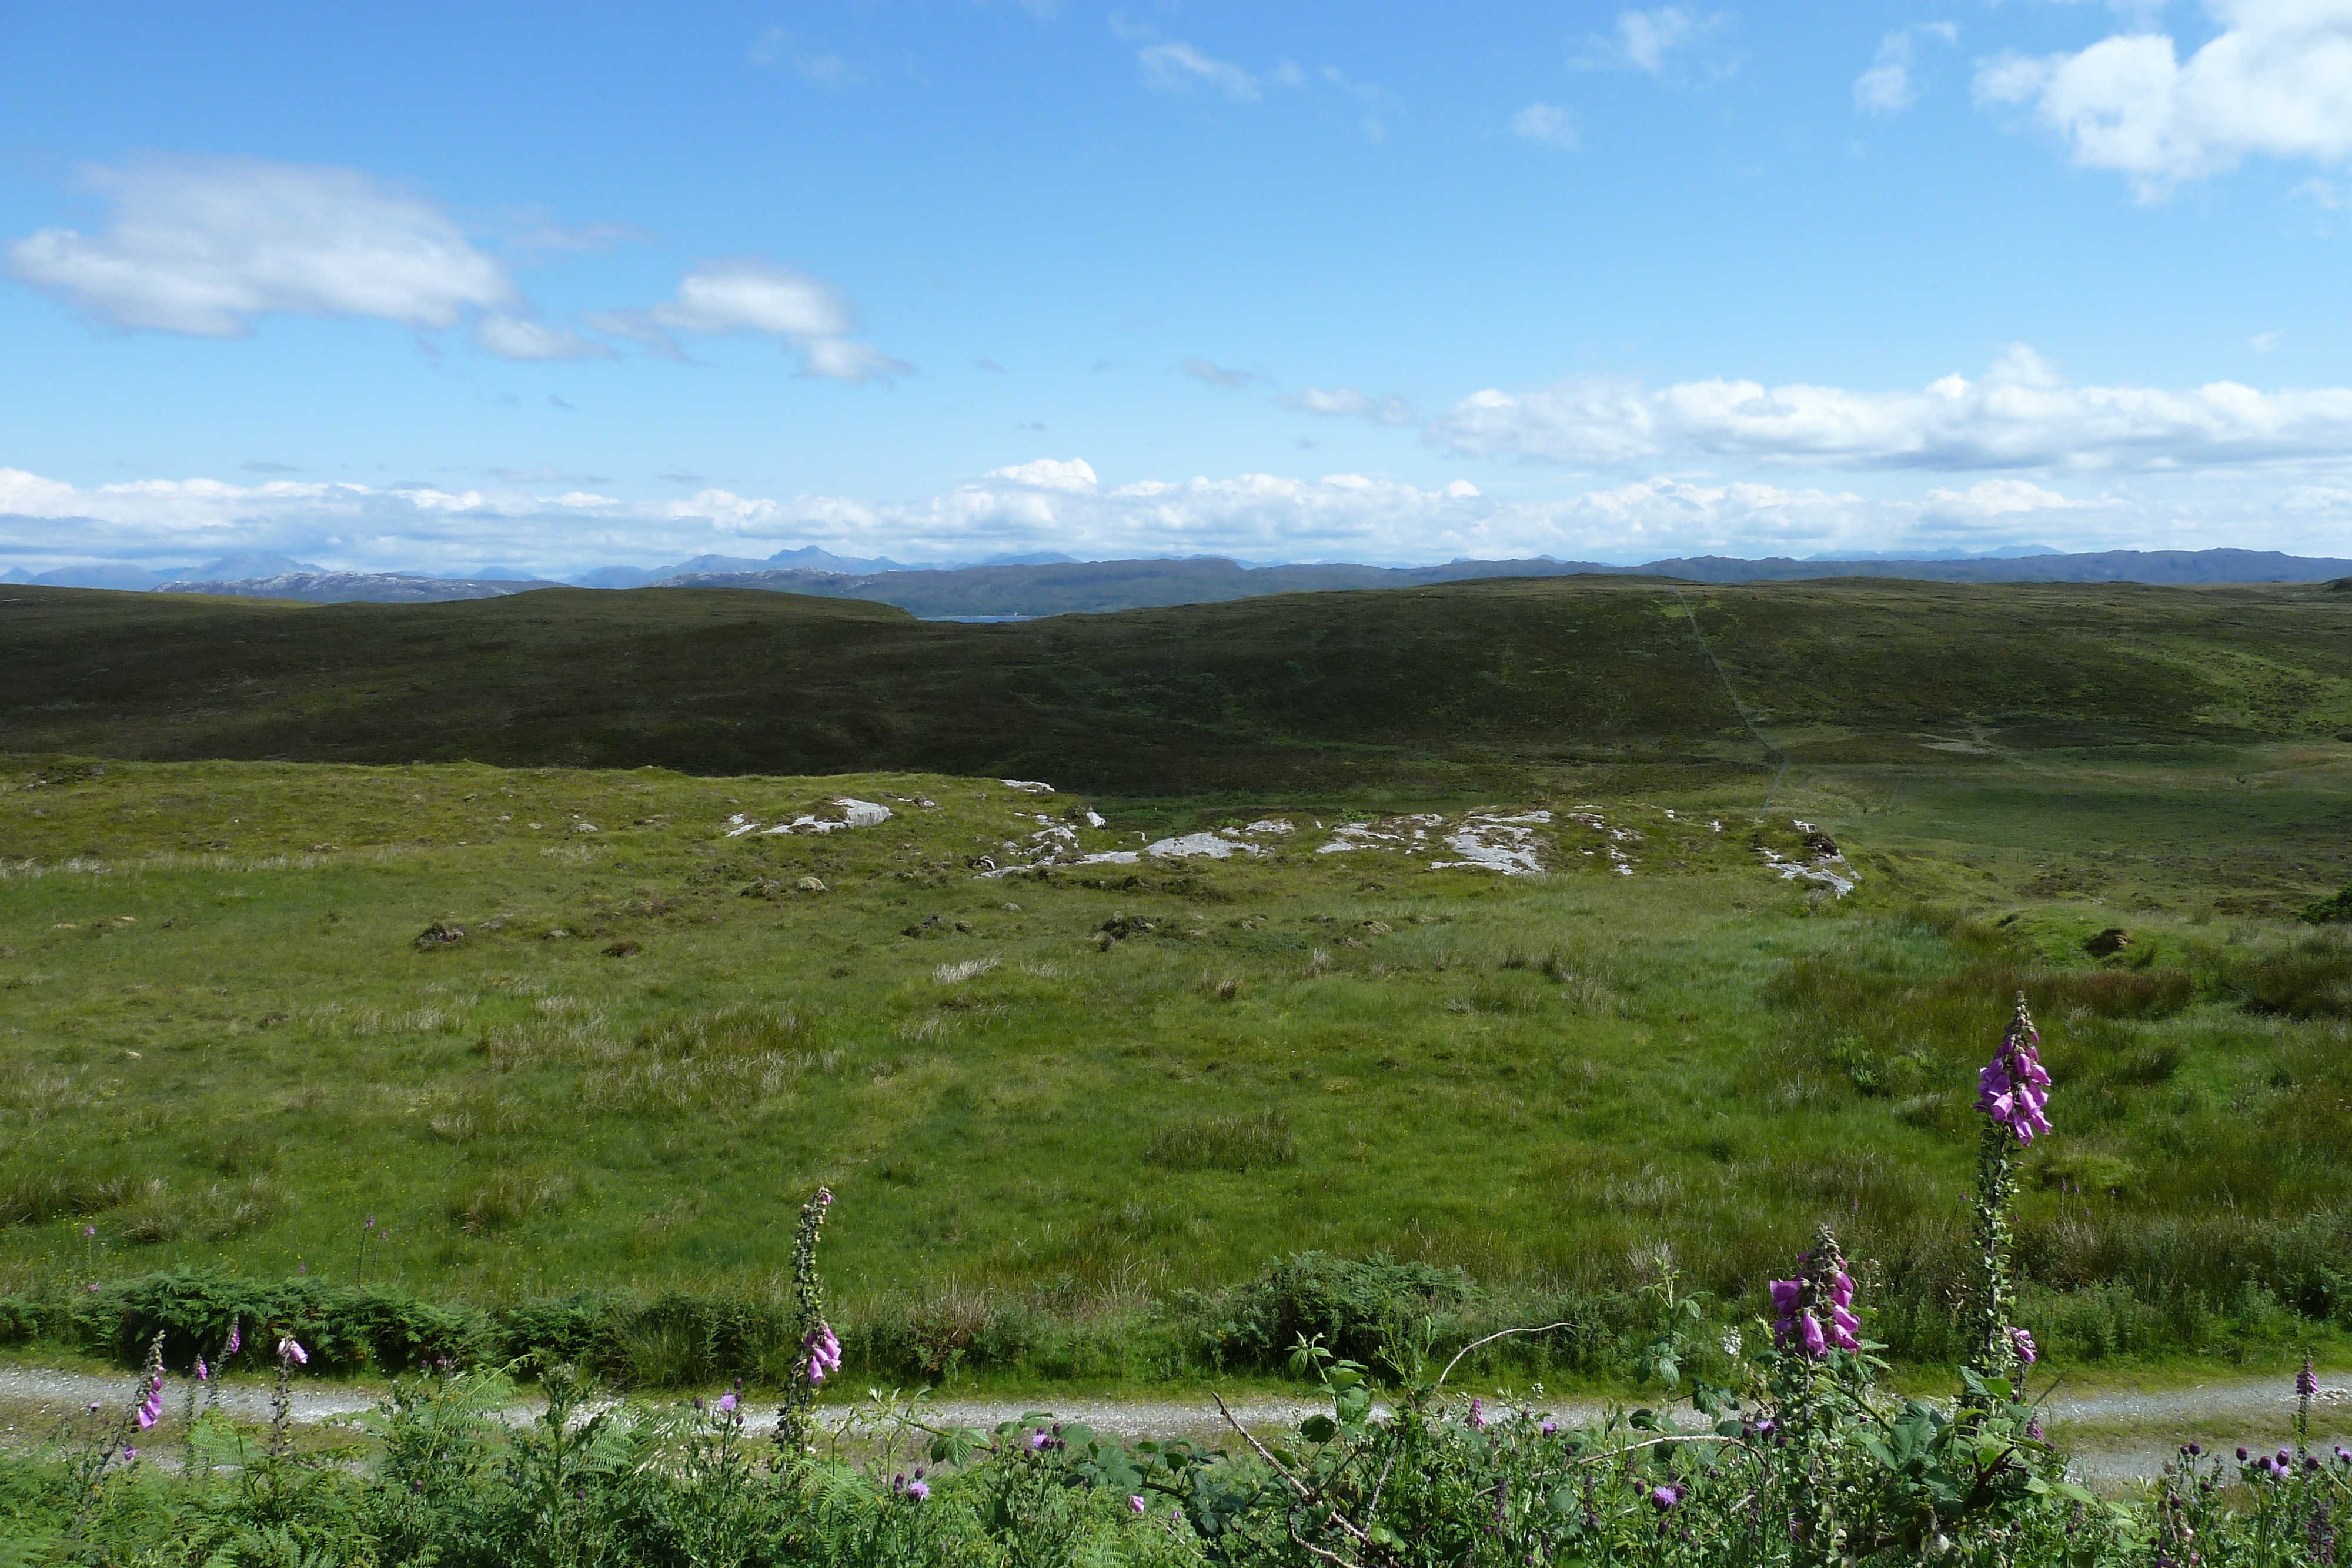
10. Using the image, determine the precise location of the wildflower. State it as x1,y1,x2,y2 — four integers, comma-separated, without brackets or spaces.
2012,1328,2038,1365
1650,1485,1682,1512
1130,1495,1148,1514
2299,1357,2319,1398
278,1337,308,1367
1975,1005,2052,1144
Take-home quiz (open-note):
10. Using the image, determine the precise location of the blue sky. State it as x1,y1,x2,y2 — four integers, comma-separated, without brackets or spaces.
6,0,2352,576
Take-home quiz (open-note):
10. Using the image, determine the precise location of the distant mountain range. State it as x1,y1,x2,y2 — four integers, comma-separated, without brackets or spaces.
14,544,2348,613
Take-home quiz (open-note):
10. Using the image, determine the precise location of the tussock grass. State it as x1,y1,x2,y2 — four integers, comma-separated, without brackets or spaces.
1145,1111,1297,1172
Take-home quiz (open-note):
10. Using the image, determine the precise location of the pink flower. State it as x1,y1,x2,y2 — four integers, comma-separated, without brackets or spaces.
1975,1016,2052,1144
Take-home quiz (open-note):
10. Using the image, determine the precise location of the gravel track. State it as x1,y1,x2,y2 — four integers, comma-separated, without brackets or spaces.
6,1363,2345,1486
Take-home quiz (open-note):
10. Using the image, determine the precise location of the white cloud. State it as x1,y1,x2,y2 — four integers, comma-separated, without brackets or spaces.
1511,103,1581,149
1138,42,1261,101
1183,357,1265,390
6,156,514,335
1582,8,1733,79
593,261,908,382
475,313,612,362
15,457,2338,580
1855,23,1958,115
749,25,851,82
984,457,1101,492
1287,387,1416,425
1427,347,2352,472
1975,1,2352,198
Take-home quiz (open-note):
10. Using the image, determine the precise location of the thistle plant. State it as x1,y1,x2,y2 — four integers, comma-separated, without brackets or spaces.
774,1185,838,1455
1966,992,2048,1400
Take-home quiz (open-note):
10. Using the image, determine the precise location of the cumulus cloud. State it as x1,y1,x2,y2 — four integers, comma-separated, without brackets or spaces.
1855,22,1957,115
1580,8,1733,80
1138,41,1261,101
1426,347,2352,472
591,260,908,382
14,457,2327,581
1287,387,1416,425
475,313,612,361
1511,103,1581,149
6,156,514,335
1975,1,2352,197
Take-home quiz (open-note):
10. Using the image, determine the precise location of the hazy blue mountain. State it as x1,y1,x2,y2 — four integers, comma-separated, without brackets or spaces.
159,571,559,603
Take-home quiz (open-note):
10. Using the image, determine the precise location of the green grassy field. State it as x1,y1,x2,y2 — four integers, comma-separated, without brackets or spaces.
3,574,2350,1385
3,741,2347,1385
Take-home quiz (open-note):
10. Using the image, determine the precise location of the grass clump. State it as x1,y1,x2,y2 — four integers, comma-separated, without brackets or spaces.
1144,1111,1297,1172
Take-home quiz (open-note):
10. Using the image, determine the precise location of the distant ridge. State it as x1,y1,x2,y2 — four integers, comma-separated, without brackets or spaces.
649,546,2352,618
161,571,559,604
59,544,2352,610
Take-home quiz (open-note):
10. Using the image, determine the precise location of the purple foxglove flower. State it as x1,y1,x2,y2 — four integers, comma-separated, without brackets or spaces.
2012,1328,2037,1365
1129,1495,1147,1514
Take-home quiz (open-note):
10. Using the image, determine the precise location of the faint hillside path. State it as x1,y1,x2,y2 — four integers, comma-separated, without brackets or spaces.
5,1363,2344,1487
